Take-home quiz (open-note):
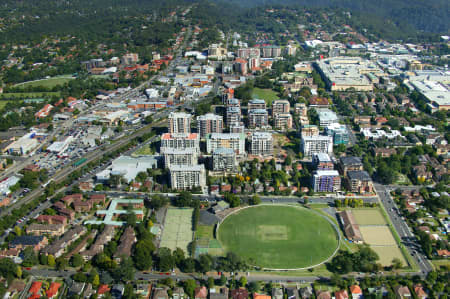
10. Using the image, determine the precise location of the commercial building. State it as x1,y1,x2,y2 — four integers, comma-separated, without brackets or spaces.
197,113,223,138
250,132,273,156
47,136,74,155
226,106,242,126
272,100,290,116
325,124,349,145
208,44,227,60
212,148,236,172
248,99,266,111
168,112,192,134
273,113,293,130
312,153,334,170
160,133,200,152
169,164,206,190
206,133,245,155
96,156,158,183
316,57,382,91
346,170,374,194
317,109,339,127
409,80,450,111
0,176,21,196
35,104,54,119
301,136,333,156
4,132,39,155
248,109,269,128
312,170,341,192
163,148,198,168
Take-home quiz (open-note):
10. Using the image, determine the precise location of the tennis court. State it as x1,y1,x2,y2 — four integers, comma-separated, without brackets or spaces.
160,208,194,252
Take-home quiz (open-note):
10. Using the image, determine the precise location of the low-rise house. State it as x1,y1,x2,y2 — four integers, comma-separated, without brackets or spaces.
153,288,169,299
111,284,125,299
0,248,22,263
231,289,249,299
316,291,332,299
394,286,411,299
254,293,271,299
349,285,363,299
300,287,313,299
335,290,348,299
210,287,229,299
272,288,283,299
46,282,61,298
26,224,65,237
79,181,94,192
97,284,111,297
286,287,299,299
68,281,85,297
195,286,208,299
367,286,388,298
173,287,185,299
9,236,48,251
413,285,427,299
373,148,396,157
136,283,152,299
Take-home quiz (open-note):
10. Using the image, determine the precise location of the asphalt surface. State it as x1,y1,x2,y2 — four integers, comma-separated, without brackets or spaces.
374,183,433,274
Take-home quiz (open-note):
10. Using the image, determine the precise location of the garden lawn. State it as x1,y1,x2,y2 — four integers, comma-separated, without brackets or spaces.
252,88,279,105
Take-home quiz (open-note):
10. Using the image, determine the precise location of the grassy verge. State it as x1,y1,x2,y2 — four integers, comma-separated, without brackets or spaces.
14,76,74,89
0,92,61,99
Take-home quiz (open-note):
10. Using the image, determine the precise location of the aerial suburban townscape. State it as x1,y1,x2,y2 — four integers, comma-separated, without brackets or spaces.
0,0,448,298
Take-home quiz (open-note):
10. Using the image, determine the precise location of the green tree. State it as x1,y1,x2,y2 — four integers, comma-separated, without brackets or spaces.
47,255,56,267
239,276,247,287
249,195,261,205
133,239,155,270
21,247,38,267
184,280,197,298
70,254,84,268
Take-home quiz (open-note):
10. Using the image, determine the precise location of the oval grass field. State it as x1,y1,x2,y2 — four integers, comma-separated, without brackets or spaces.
218,205,339,269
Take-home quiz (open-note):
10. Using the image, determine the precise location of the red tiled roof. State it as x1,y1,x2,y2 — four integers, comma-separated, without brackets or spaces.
29,281,42,294
98,284,110,295
46,282,61,298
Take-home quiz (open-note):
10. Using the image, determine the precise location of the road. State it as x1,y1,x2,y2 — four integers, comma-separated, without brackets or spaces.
374,183,433,274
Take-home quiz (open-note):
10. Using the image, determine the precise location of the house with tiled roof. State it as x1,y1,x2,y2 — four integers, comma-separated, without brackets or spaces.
413,285,427,299
349,285,363,299
335,290,348,299
394,286,411,299
195,286,208,299
316,290,331,299
254,293,271,299
231,288,249,299
46,282,61,298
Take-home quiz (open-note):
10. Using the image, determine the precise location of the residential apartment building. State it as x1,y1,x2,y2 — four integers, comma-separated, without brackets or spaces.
312,153,334,170
168,112,191,134
301,136,333,156
160,133,200,153
248,99,266,111
206,133,245,155
230,123,245,133
212,148,236,172
339,156,363,176
272,100,290,116
346,170,374,194
169,164,206,190
295,103,307,117
248,109,269,128
327,126,348,146
261,45,281,58
301,125,319,137
197,113,223,138
250,132,273,156
312,170,341,192
273,113,293,130
226,106,242,126
237,48,260,59
163,148,198,168
317,109,339,127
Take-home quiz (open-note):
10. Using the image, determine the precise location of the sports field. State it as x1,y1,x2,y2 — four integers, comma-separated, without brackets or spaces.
360,226,396,245
218,205,339,269
352,209,386,225
160,208,193,252
371,246,406,266
14,76,74,88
